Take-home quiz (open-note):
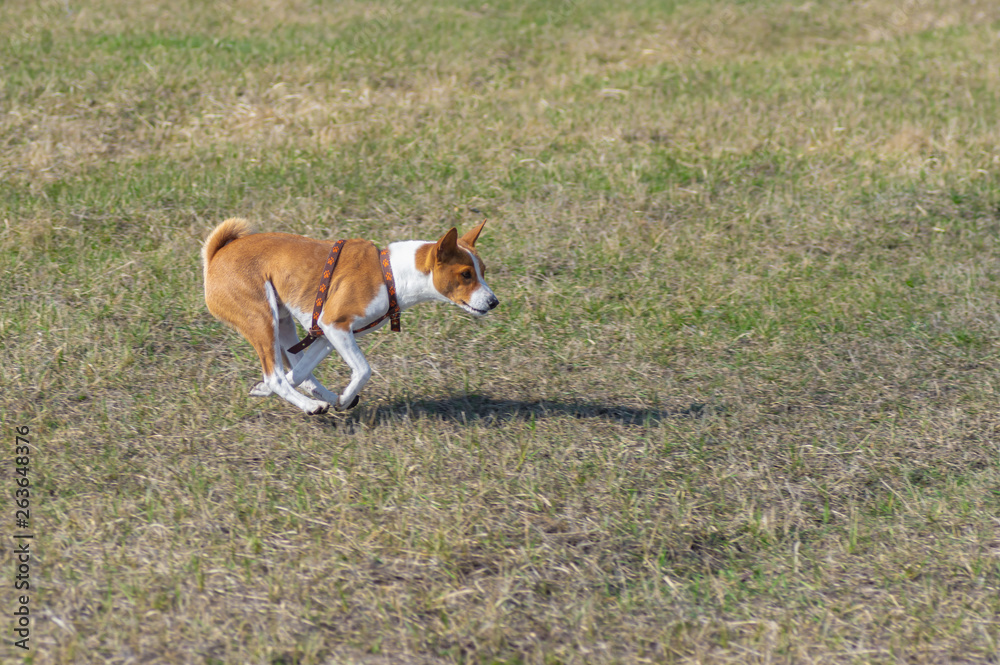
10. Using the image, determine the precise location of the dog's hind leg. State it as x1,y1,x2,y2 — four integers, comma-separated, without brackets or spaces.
247,282,331,414
249,311,344,405
210,279,328,414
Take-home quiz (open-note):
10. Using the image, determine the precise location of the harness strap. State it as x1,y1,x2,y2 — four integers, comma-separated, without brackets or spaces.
379,247,402,332
287,239,346,354
287,241,401,355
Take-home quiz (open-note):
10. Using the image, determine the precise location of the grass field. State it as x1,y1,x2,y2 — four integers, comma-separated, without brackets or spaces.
3,0,1000,662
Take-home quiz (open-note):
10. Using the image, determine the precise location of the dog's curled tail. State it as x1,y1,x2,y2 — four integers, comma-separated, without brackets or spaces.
203,217,252,271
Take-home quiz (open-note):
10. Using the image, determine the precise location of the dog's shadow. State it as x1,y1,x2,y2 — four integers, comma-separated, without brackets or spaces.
345,393,719,428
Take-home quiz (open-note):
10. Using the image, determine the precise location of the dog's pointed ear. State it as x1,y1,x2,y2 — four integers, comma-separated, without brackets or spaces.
436,227,459,261
460,218,487,248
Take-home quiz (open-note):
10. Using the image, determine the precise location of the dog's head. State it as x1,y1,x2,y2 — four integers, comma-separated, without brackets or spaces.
426,219,499,317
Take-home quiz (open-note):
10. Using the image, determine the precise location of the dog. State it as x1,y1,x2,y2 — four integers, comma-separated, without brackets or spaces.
202,218,499,414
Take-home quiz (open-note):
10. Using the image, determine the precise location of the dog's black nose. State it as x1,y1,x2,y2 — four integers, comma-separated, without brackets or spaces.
488,296,499,310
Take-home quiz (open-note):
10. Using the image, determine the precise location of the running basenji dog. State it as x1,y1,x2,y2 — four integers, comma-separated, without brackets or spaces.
202,218,499,414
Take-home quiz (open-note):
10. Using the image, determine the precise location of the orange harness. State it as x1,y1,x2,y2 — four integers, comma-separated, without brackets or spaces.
287,241,401,354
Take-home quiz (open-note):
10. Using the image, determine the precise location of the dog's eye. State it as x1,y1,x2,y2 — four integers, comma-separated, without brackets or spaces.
461,269,473,279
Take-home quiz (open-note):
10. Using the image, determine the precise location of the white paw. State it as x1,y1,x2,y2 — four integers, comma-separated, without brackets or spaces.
306,400,331,415
249,381,271,397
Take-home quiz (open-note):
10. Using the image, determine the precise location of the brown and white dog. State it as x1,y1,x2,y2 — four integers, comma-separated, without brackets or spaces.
202,218,499,414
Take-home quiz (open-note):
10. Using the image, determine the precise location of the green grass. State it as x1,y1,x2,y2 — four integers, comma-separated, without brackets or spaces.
3,0,1000,663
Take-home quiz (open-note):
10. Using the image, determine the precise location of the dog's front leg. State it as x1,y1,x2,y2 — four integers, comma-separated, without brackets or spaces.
284,338,341,403
322,326,372,411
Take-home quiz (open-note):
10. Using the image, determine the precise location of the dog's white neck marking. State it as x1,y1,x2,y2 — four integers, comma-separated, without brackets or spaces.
387,241,449,310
